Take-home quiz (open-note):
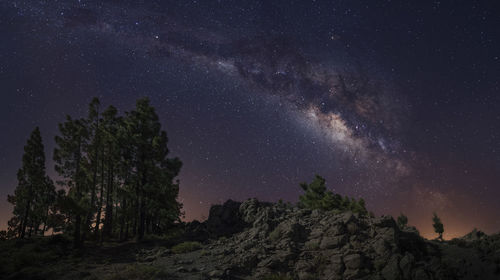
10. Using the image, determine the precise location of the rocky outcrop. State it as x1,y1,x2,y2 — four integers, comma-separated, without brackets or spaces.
185,200,248,241
178,199,500,280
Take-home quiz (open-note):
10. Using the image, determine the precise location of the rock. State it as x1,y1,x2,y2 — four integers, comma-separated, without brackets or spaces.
343,268,366,280
208,269,224,277
413,268,430,280
174,199,498,280
377,227,398,245
206,199,246,238
374,215,397,228
381,255,401,280
341,211,355,224
176,266,188,272
373,238,390,256
160,249,172,257
310,227,325,239
320,235,347,249
275,219,309,243
346,222,359,234
297,271,315,280
399,253,414,279
305,239,320,250
344,253,363,270
323,254,344,276
327,224,346,236
177,259,194,265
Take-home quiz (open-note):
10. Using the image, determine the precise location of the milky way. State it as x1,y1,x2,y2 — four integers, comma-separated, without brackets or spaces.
40,1,413,181
2,1,500,239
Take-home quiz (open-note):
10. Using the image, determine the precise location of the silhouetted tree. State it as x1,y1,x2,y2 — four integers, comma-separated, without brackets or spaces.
298,175,367,215
7,127,55,238
397,214,408,229
432,212,444,240
81,97,101,242
123,98,182,240
7,97,183,246
54,116,88,247
100,105,121,240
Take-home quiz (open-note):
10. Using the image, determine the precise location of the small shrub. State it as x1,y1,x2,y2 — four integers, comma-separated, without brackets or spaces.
298,175,368,215
171,241,202,254
219,236,228,243
397,214,408,229
200,249,210,256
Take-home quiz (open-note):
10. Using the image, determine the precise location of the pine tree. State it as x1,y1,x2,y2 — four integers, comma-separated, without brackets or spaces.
298,175,367,215
124,98,182,240
101,105,120,240
82,97,101,242
54,116,88,247
7,127,54,238
397,214,408,229
299,175,328,210
7,97,184,245
432,212,444,240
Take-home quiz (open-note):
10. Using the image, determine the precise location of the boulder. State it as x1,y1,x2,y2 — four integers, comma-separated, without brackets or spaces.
344,253,364,270
381,255,401,280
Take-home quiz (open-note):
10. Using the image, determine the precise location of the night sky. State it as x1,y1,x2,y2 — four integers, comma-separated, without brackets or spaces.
1,1,500,239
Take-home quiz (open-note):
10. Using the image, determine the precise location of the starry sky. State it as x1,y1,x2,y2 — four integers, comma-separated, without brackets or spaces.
1,0,500,239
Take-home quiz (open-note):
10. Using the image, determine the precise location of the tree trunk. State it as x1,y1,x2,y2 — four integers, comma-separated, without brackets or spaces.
95,146,105,238
84,144,99,242
73,136,82,248
133,182,139,237
119,198,126,241
137,169,147,240
20,200,30,238
103,155,114,239
138,195,145,240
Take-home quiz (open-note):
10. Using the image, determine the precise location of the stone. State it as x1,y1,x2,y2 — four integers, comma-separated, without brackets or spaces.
320,235,347,249
344,253,363,270
297,271,315,280
373,215,397,228
399,253,414,279
327,224,346,236
176,266,188,273
346,222,359,234
208,269,224,277
324,254,345,276
343,268,365,280
373,238,389,256
143,255,156,262
381,255,401,280
413,268,430,280
341,211,355,224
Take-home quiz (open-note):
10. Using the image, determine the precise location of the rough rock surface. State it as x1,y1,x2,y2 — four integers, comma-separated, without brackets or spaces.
144,199,500,279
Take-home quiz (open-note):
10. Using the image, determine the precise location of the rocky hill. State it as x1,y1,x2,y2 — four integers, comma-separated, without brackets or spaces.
155,198,500,280
2,199,500,280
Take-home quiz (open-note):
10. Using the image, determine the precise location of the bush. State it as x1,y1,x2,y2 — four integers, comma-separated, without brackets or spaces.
171,241,202,254
298,175,368,215
397,214,408,229
0,237,62,276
